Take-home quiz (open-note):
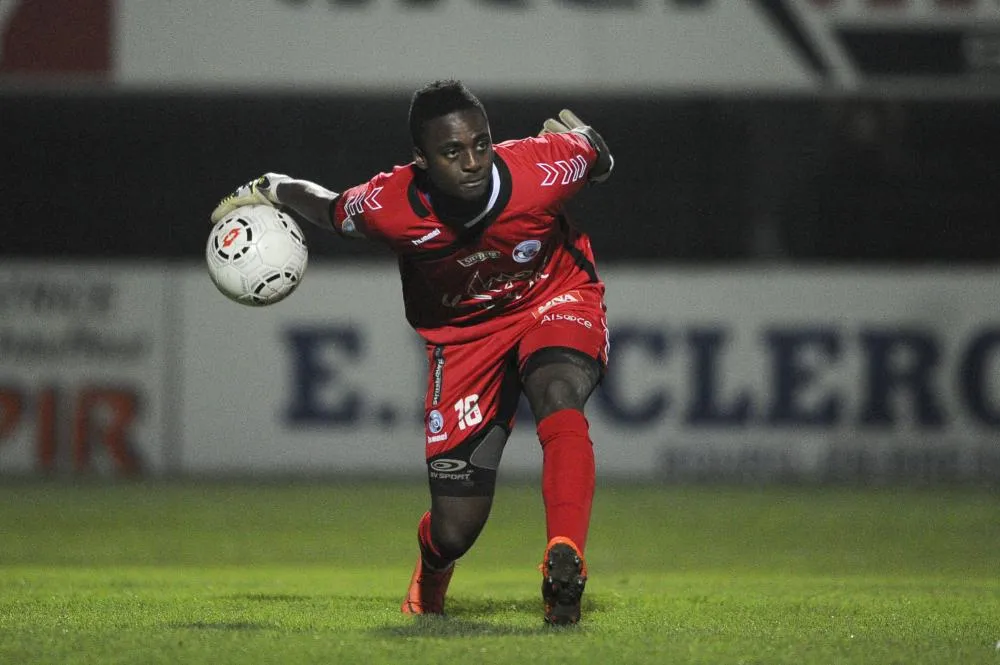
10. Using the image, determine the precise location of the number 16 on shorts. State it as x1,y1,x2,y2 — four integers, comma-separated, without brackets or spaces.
454,394,483,431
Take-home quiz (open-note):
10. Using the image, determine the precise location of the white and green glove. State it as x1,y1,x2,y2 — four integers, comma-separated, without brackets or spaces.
210,173,291,223
538,110,614,183
539,109,588,136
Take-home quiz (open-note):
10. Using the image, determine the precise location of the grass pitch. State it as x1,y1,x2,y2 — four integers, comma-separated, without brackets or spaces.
0,480,997,664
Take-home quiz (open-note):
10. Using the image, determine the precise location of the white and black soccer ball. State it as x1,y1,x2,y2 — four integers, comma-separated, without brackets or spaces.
206,204,308,307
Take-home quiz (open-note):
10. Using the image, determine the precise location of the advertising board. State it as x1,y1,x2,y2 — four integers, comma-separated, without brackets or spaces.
179,264,1000,482
3,262,995,481
0,263,173,475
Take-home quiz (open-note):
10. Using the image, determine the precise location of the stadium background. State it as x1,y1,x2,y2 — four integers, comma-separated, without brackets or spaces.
1,0,999,484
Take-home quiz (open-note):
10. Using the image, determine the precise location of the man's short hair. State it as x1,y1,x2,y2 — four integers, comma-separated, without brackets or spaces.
408,80,487,149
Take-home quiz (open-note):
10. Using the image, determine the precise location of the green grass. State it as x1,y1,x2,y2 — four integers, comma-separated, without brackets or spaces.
0,481,998,664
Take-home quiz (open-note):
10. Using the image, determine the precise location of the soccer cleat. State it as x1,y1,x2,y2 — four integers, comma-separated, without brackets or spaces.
401,557,454,616
540,536,588,626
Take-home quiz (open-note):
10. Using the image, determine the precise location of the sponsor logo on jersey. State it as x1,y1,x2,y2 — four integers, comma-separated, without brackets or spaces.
427,409,444,434
533,290,582,318
426,433,448,444
541,312,593,329
412,227,441,246
341,217,356,235
512,239,542,263
440,268,544,310
457,250,502,267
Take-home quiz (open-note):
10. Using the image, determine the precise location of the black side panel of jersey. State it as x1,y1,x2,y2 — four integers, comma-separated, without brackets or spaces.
558,215,599,283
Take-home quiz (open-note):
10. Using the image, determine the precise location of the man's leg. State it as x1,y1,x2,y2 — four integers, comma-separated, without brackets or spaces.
403,337,519,616
521,349,601,625
402,424,510,615
402,384,517,614
519,294,608,625
525,358,598,552
402,496,491,615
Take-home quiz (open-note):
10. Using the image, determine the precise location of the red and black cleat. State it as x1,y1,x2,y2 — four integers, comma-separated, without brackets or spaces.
540,537,588,626
401,557,454,616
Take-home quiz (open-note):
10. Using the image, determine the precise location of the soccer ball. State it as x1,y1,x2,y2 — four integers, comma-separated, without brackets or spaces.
206,204,308,306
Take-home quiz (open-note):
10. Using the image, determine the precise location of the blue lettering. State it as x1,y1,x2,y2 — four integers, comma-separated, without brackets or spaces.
685,327,751,425
596,326,669,424
959,329,1000,426
858,329,945,427
284,326,363,425
765,328,841,425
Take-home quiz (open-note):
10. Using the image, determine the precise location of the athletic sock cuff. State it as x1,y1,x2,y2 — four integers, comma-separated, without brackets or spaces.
537,409,589,446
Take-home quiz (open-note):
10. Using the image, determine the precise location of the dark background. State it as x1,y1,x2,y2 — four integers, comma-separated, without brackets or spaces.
4,91,998,264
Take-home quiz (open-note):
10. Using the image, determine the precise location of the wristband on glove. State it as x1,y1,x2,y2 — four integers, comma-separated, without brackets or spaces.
539,109,614,184
210,173,291,224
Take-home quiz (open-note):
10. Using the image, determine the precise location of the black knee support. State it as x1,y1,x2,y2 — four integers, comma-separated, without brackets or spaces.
427,424,509,497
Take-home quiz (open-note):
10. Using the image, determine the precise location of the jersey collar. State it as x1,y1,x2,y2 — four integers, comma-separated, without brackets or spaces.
407,154,513,231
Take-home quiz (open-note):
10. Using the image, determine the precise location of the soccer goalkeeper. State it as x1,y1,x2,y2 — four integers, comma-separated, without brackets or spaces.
212,80,614,626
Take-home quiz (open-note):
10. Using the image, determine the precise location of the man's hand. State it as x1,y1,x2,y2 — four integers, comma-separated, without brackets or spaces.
538,109,614,184
210,173,291,224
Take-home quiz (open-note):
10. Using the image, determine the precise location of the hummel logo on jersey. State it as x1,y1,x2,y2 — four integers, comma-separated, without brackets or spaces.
412,228,441,245
344,186,383,217
536,156,588,186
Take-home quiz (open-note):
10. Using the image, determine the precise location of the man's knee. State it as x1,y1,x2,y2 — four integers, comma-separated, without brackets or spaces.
521,348,602,421
535,376,586,418
430,521,478,561
430,495,493,560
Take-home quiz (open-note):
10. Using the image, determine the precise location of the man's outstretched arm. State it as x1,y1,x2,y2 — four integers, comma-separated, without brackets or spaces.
210,173,340,231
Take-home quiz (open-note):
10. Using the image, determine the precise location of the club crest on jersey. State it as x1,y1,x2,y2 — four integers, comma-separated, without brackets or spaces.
458,250,502,267
427,409,444,434
512,239,542,263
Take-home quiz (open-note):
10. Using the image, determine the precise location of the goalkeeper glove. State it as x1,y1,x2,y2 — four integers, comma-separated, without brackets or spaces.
538,110,614,184
210,173,291,224
539,108,588,137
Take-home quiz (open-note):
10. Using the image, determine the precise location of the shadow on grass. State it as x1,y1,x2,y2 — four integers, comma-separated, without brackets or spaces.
175,621,277,631
228,592,314,603
373,596,611,637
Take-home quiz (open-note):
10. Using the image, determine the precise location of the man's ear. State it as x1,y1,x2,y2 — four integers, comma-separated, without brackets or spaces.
413,147,427,170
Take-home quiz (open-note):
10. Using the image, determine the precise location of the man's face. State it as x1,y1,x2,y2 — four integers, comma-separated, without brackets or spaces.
414,108,493,201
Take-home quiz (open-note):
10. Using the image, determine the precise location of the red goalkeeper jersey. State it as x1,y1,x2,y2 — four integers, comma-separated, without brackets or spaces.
331,131,605,345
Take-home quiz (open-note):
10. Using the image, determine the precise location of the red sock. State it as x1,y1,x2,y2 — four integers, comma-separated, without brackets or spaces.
537,409,595,553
